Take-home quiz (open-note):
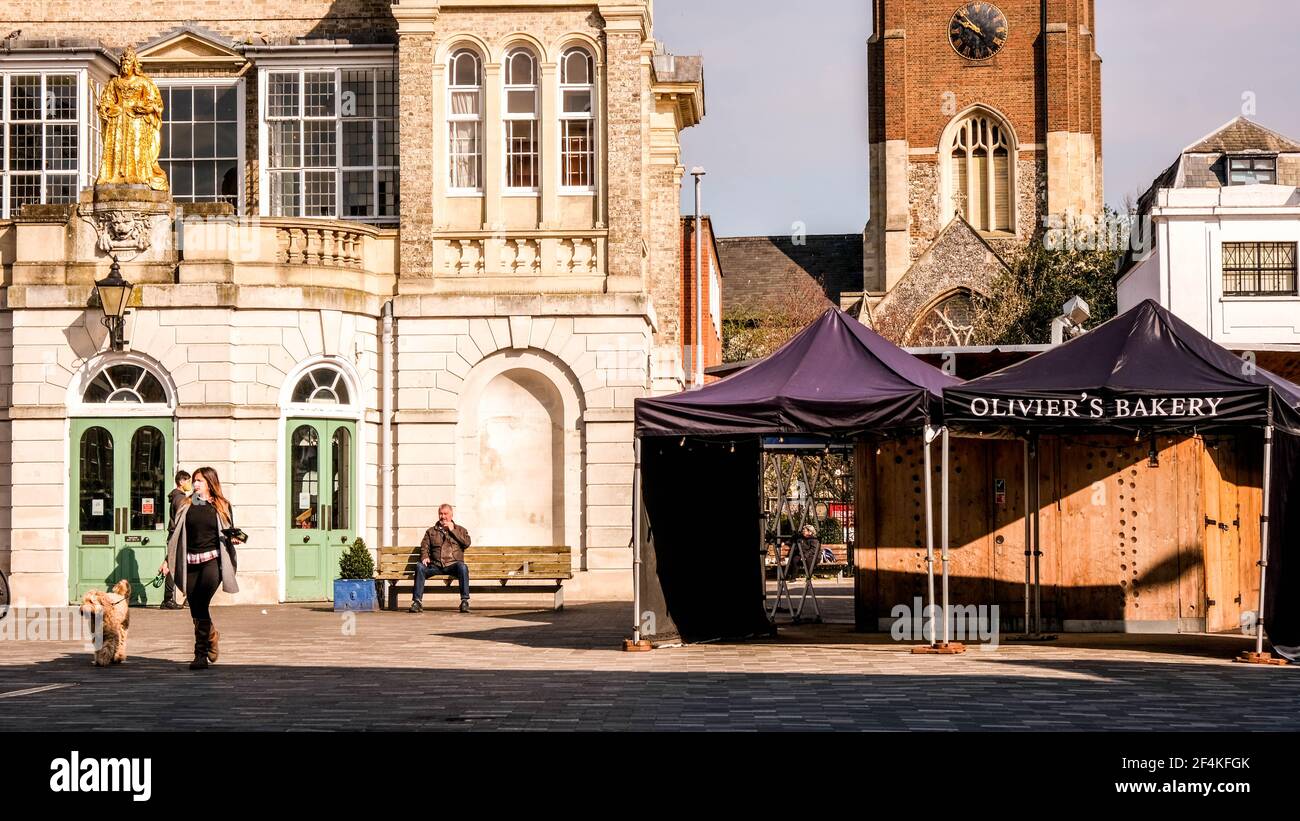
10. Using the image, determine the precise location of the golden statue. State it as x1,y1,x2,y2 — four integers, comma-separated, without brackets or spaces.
95,46,169,191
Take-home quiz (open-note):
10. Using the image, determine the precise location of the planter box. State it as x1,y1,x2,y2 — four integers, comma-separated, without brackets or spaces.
334,579,378,612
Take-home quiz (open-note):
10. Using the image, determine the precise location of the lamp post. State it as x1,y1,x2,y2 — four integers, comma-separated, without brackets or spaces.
690,166,706,388
95,257,133,352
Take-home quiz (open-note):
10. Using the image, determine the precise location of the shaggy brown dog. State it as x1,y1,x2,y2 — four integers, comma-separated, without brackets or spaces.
80,580,131,667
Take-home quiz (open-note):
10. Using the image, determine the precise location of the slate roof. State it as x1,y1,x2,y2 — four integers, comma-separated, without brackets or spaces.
716,234,863,314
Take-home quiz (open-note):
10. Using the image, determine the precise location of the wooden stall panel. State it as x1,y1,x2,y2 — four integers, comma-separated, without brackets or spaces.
987,439,1031,630
1202,436,1242,632
944,438,994,610
1125,436,1185,626
1053,437,1127,626
853,441,879,628
1234,433,1264,628
1174,436,1205,625
873,438,929,625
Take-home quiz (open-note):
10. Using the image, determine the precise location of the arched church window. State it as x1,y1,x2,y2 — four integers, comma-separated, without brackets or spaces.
82,364,168,404
909,291,978,348
291,366,351,405
948,112,1012,232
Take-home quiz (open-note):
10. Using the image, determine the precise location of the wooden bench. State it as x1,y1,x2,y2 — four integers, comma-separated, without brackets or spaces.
376,546,573,611
765,543,850,580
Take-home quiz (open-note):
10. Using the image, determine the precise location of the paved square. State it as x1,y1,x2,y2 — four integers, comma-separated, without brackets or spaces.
1,601,1297,731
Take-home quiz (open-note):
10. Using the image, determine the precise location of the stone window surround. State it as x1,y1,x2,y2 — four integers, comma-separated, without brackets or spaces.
436,35,605,212
66,352,177,418
502,45,540,194
938,104,1020,237
446,47,484,194
154,76,247,215
246,44,399,225
0,50,117,219
558,46,596,194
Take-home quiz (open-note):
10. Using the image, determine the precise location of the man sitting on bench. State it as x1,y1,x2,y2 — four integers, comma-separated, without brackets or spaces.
410,503,472,614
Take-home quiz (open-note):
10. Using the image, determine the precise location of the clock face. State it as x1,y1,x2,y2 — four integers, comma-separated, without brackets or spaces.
949,2,1009,60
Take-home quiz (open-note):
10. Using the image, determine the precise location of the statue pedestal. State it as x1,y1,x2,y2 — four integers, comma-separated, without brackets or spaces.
76,184,176,266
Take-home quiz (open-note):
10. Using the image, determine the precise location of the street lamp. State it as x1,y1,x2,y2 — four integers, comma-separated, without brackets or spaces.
95,257,133,351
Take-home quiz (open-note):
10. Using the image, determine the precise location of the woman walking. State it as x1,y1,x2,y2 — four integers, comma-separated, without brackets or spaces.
160,466,242,670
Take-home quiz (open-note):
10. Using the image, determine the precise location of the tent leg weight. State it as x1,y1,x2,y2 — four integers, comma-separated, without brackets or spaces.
1235,651,1288,666
912,642,968,654
622,639,653,652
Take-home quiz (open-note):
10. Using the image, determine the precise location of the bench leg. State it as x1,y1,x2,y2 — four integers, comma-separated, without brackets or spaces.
554,584,564,612
386,581,398,612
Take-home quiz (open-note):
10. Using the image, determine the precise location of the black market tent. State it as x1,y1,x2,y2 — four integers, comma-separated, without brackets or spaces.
632,308,960,644
944,299,1300,654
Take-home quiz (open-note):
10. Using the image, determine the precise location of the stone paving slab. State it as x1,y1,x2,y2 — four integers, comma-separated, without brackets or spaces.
0,603,1297,731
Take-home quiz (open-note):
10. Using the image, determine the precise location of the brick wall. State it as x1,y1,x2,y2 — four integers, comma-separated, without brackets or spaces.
680,216,722,371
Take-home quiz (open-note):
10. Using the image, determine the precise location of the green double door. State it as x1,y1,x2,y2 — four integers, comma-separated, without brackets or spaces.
70,418,175,606
286,418,357,601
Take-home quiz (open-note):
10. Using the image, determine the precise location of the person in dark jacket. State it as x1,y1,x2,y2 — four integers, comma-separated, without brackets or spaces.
410,504,472,614
786,524,822,579
160,470,191,610
161,466,242,670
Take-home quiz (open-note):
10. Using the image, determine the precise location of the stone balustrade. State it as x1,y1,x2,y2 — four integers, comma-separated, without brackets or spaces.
434,230,607,278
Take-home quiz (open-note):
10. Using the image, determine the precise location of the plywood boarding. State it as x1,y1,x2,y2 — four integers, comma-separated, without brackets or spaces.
854,433,1258,632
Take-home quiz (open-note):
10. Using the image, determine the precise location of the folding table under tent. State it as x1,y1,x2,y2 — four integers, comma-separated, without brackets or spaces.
943,299,1300,658
632,308,960,645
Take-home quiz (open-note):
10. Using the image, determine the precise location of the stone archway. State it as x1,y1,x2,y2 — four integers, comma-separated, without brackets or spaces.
455,351,584,552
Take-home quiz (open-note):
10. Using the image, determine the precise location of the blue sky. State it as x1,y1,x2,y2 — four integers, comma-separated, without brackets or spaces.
655,0,1300,237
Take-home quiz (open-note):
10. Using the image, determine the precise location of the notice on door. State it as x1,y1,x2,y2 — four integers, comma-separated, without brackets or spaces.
299,492,310,511
92,498,104,517
142,498,155,515
994,479,1007,506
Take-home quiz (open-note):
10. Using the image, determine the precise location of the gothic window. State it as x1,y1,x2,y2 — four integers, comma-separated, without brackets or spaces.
908,291,978,348
503,47,539,191
559,47,595,190
948,112,1012,233
291,366,351,405
447,48,483,192
82,364,168,404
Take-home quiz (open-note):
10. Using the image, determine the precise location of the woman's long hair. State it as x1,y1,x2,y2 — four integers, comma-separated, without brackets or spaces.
193,466,231,523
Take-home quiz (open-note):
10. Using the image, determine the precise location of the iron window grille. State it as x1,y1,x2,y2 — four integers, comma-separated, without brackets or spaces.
1222,241,1298,296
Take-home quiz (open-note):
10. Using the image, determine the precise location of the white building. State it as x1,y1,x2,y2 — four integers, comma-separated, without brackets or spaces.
1119,118,1300,348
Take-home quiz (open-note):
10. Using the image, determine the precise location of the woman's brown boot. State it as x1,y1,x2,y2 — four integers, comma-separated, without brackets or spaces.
189,619,210,670
206,624,219,664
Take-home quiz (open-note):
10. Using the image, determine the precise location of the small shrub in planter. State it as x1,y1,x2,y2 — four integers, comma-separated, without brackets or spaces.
334,538,377,612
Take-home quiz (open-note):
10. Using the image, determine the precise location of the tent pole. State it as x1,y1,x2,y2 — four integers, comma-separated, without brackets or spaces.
1255,425,1274,657
941,426,951,646
1032,435,1043,636
1022,438,1031,638
631,437,643,644
923,424,937,646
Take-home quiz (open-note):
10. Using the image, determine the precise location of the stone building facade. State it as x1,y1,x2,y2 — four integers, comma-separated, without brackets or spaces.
865,0,1102,343
0,0,703,606
721,1,1102,348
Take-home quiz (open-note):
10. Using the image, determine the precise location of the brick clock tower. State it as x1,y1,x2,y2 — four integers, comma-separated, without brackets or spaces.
864,0,1102,345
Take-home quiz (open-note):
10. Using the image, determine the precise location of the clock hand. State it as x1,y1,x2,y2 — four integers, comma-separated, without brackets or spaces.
956,10,984,35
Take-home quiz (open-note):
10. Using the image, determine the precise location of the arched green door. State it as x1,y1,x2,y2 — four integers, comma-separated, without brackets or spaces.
285,419,357,601
69,418,174,605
